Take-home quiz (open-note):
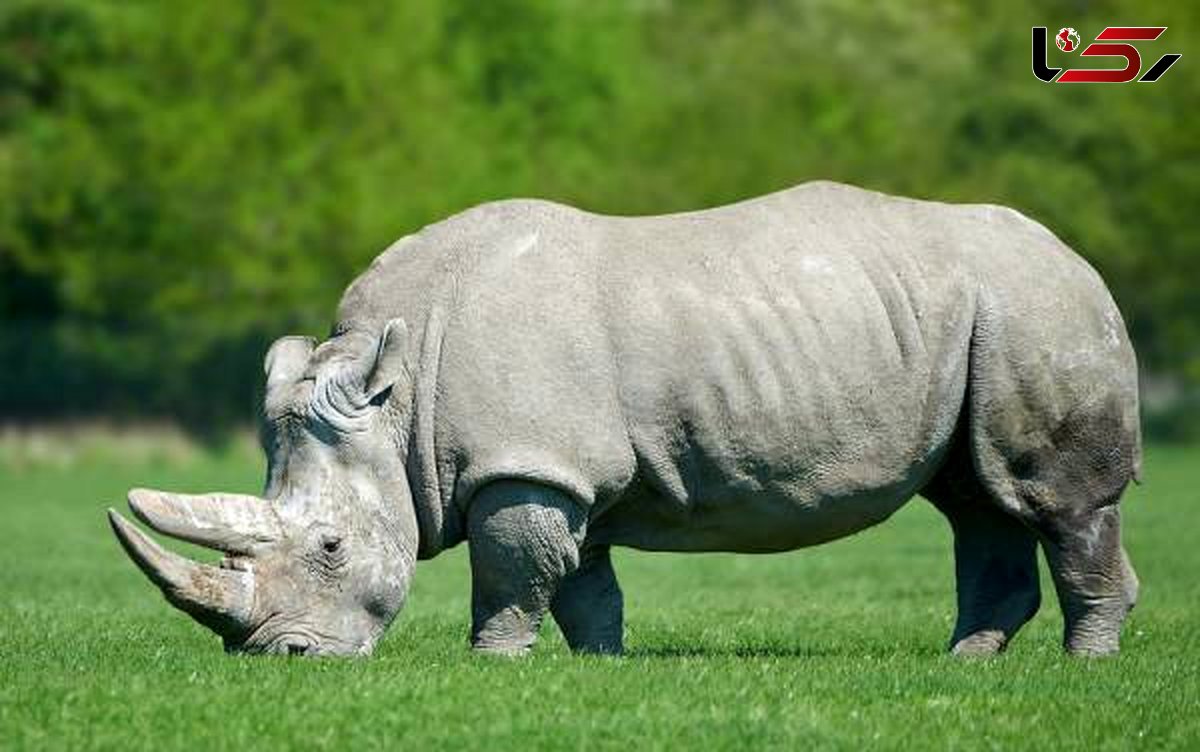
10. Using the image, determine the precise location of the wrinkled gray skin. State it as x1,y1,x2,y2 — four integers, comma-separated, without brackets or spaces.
109,181,1142,658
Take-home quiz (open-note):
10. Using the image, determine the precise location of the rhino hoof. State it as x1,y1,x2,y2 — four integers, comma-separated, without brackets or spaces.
950,630,1008,657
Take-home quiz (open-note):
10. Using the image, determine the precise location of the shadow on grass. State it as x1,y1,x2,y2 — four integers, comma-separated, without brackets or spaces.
627,640,943,660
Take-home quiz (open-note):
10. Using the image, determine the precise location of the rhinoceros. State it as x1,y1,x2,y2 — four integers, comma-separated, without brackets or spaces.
108,181,1141,657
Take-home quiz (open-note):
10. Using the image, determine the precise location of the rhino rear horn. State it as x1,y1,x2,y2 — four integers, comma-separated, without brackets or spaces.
128,488,280,555
108,509,254,637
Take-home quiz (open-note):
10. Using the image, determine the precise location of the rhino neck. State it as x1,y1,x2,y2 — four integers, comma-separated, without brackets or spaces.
404,301,463,559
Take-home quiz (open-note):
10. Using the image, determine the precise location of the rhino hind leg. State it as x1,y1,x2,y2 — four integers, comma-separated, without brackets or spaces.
970,384,1140,656
466,480,587,655
944,503,1041,656
925,451,1042,656
1020,407,1139,655
1039,505,1137,656
550,544,624,654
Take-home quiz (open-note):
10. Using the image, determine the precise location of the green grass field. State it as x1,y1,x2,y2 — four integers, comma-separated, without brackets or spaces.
1,441,1197,750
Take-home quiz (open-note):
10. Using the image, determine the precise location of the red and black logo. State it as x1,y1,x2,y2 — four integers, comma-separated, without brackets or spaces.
1032,26,1181,83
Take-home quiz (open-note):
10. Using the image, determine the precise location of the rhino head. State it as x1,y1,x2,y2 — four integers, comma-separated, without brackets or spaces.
108,319,418,656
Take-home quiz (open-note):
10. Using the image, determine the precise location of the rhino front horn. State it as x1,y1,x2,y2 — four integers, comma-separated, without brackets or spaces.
108,509,254,637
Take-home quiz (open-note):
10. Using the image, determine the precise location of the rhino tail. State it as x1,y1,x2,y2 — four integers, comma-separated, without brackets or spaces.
1131,403,1144,485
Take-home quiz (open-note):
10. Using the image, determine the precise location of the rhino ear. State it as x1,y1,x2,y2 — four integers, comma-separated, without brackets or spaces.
363,318,409,403
265,335,317,390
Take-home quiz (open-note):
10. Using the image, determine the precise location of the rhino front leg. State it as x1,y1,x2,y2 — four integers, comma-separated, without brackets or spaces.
551,544,624,654
467,480,586,655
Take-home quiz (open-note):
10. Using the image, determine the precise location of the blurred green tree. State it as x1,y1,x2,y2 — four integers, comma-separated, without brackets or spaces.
0,0,1196,436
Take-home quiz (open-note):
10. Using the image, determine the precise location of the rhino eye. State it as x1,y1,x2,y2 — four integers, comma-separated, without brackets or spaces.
321,536,343,554
304,531,347,581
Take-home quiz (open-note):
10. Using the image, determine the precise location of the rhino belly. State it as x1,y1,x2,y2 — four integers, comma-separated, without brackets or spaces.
592,478,923,553
592,378,952,554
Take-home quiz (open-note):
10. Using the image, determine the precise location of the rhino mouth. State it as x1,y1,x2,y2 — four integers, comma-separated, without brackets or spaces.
234,618,377,657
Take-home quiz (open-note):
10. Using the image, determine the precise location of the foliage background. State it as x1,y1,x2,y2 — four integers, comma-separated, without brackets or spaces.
1,0,1197,434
